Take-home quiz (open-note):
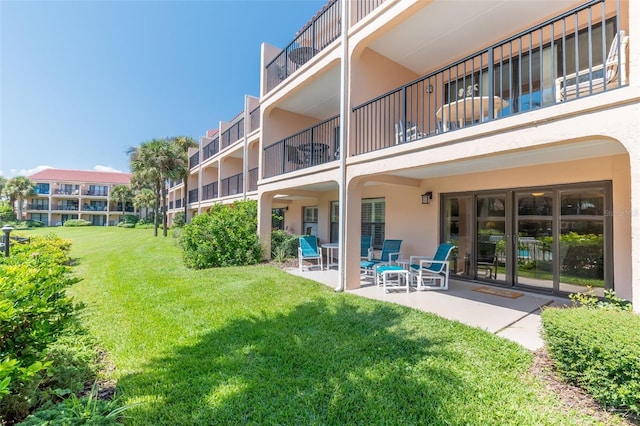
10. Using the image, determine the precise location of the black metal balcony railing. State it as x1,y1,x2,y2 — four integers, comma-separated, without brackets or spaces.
55,205,79,211
81,204,107,211
221,118,245,150
221,173,243,197
203,137,219,161
263,115,340,178
84,190,108,196
265,0,341,93
353,0,624,156
189,152,200,169
188,188,198,203
249,106,260,133
27,204,49,210
202,182,218,201
248,167,259,191
355,0,385,23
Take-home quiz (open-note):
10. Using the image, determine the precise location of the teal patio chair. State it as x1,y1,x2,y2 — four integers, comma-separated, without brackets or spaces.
360,235,373,260
360,239,402,279
409,243,456,290
298,235,323,272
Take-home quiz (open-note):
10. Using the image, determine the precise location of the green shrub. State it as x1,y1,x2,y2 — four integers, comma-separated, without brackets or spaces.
180,200,262,269
541,305,640,414
121,214,139,225
172,211,185,228
18,383,126,426
0,202,17,222
271,230,299,261
116,222,136,228
0,235,79,421
63,219,91,227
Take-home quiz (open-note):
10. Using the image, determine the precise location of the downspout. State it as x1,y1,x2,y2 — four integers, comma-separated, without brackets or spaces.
335,0,349,292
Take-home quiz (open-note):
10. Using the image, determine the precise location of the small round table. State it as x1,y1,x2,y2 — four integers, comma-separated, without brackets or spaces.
321,243,339,270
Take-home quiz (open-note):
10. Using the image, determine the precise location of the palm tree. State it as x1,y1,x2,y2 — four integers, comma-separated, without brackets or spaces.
128,138,183,237
170,136,198,223
0,177,7,200
2,176,36,222
133,187,156,221
110,184,133,220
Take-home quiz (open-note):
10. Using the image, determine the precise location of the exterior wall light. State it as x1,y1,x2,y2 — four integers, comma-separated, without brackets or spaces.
421,191,433,205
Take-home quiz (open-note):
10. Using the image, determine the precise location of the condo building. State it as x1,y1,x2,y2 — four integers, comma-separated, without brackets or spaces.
27,169,133,226
166,0,639,308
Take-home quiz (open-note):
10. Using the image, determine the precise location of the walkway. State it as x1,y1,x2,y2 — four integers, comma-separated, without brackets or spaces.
285,267,570,351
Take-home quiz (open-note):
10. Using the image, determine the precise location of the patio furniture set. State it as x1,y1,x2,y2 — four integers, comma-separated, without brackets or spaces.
298,235,456,294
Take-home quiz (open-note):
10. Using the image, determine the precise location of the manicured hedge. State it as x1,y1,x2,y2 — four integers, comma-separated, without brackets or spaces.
541,306,640,414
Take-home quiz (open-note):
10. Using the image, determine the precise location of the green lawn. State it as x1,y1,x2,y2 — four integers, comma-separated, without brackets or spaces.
21,227,602,425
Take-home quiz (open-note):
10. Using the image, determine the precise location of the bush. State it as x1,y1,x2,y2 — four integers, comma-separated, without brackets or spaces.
63,219,91,227
0,234,79,421
271,230,299,261
541,302,640,415
181,200,262,269
172,211,185,228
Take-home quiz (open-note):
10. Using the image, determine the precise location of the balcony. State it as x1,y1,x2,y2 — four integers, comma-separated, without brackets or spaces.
248,167,259,192
189,152,200,169
221,118,244,150
27,204,49,210
202,182,218,201
263,115,340,178
203,137,219,161
265,0,341,93
188,188,198,203
221,173,243,197
353,0,627,156
249,106,260,133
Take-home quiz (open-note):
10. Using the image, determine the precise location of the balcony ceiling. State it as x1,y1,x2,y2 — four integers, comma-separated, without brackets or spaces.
277,65,341,120
369,0,582,74
387,138,627,181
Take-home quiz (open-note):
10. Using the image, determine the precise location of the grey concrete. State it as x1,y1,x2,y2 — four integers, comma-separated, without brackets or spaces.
285,267,571,351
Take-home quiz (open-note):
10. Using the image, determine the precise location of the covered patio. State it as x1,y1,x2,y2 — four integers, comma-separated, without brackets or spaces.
283,267,570,351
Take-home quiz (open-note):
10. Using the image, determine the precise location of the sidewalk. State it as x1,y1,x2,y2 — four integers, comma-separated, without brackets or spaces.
285,267,570,351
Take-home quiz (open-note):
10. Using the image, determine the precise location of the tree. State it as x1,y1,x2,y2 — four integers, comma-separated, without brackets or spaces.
0,176,7,200
110,184,133,218
2,176,36,222
128,138,183,237
169,136,198,223
133,187,156,221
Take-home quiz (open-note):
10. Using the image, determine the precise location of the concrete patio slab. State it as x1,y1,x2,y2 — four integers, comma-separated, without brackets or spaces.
285,267,571,351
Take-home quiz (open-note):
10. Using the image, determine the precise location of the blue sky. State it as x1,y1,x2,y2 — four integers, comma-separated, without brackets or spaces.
0,0,326,178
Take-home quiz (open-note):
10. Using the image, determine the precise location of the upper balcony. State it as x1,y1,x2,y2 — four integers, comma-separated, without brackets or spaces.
350,0,629,156
265,0,342,94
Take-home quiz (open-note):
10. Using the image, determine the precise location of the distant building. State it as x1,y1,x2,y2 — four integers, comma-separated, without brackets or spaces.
27,168,133,226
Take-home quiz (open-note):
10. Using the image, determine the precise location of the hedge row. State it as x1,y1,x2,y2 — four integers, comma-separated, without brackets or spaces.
541,306,640,415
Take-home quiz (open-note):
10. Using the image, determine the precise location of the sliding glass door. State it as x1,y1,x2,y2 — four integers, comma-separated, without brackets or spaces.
441,182,611,295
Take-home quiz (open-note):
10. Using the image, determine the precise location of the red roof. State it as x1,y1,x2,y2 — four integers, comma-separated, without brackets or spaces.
206,129,219,138
29,168,131,185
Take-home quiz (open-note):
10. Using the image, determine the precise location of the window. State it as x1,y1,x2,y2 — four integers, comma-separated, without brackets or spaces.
35,183,49,195
29,213,48,224
303,206,318,236
31,198,48,210
330,201,339,243
361,198,385,249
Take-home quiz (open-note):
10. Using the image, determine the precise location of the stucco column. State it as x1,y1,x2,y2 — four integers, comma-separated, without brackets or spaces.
344,177,363,289
629,148,640,312
258,191,273,260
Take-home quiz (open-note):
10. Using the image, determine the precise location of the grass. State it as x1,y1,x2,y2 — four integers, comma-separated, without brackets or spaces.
21,227,605,425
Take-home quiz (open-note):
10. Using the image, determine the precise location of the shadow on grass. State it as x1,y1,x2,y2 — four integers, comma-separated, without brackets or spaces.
117,298,468,425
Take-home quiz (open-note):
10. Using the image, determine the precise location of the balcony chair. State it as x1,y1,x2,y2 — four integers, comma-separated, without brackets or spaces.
555,29,629,102
409,243,456,290
394,120,426,144
360,239,402,279
360,235,373,260
477,241,498,279
298,235,323,272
